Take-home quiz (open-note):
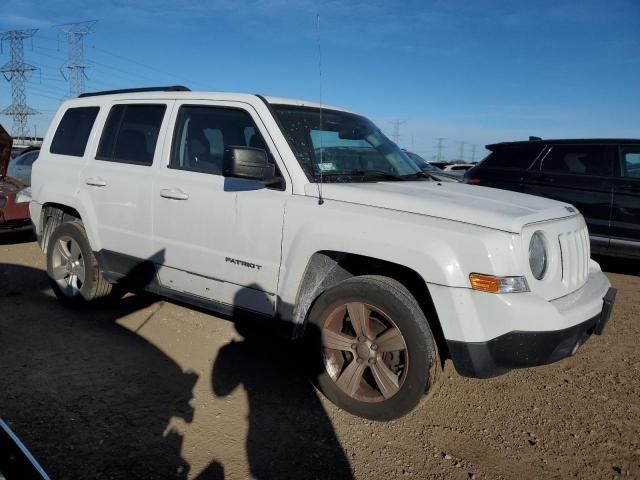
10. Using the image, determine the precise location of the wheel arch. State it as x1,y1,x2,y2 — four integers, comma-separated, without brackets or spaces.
287,251,449,361
39,203,83,253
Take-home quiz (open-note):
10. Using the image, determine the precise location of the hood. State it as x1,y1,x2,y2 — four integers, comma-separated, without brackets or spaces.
304,180,578,233
0,123,12,178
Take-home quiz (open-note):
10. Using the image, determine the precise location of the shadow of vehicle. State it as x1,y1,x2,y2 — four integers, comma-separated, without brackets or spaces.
594,255,640,277
0,228,35,245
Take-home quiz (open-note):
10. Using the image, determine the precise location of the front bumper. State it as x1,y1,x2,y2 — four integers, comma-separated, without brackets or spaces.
447,287,617,378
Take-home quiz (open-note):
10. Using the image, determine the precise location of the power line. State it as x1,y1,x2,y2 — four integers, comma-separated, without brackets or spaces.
0,29,39,141
90,45,206,89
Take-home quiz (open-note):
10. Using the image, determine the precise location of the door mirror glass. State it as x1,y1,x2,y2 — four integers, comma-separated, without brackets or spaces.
223,146,275,181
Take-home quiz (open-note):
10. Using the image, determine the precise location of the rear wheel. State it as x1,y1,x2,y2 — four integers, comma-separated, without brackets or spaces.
47,221,113,306
308,275,440,421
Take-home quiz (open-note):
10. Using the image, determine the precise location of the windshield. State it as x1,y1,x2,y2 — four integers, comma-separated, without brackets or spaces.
271,105,426,182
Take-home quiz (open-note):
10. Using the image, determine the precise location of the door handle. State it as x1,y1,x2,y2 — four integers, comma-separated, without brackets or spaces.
85,177,107,187
160,188,189,200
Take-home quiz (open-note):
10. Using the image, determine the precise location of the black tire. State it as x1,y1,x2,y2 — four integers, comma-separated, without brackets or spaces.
46,221,113,306
307,275,440,421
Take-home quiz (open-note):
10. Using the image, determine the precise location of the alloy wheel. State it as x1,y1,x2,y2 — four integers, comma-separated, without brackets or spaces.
320,301,409,403
50,235,86,297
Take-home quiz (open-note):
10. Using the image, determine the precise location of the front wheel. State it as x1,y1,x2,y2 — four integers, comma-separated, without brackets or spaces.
47,221,113,306
308,275,440,421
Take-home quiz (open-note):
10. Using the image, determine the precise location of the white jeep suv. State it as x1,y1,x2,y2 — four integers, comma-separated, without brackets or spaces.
30,86,616,420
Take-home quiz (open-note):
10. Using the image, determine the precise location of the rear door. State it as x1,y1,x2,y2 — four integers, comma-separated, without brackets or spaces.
80,101,172,266
610,147,640,257
524,144,615,253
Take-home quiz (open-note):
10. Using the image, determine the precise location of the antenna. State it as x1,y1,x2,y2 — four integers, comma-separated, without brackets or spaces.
316,13,324,205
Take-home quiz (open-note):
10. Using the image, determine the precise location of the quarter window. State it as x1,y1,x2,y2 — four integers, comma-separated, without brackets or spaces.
97,104,166,165
50,107,99,157
480,144,544,169
622,151,640,178
541,145,613,176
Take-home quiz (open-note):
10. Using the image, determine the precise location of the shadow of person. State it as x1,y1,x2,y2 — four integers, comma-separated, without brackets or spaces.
0,257,222,479
211,286,354,480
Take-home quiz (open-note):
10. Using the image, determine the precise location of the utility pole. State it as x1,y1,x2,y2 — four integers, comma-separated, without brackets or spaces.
55,20,97,98
0,29,39,143
456,141,466,162
433,137,446,162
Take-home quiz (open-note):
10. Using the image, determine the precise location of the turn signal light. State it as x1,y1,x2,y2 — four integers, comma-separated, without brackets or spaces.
469,273,529,293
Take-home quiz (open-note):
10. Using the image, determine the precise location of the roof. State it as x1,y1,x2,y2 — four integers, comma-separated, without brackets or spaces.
67,87,349,112
487,138,640,149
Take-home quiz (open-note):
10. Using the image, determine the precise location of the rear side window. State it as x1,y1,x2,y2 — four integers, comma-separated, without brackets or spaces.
621,150,640,178
481,144,544,169
50,107,99,157
97,104,166,165
541,145,613,176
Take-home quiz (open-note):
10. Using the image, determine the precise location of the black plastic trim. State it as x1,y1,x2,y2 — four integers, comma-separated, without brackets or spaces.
448,287,617,378
79,86,190,98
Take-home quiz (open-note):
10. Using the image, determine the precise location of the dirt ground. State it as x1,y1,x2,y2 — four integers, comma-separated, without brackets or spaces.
0,231,639,480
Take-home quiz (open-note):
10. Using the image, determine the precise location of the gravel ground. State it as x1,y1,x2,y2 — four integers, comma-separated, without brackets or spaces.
1,232,638,479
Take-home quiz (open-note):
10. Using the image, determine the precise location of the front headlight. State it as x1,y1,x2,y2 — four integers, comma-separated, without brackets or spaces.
15,187,32,204
529,231,547,280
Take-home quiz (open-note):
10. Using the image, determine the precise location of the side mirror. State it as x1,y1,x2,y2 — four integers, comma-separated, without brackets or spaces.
223,146,275,181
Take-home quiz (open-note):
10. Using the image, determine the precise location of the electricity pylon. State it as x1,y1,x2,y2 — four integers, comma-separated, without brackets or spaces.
0,29,39,141
55,20,97,98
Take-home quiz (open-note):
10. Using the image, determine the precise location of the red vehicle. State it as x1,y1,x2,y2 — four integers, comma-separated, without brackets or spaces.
0,124,32,232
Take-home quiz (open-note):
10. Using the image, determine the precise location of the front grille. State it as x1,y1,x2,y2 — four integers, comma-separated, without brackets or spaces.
559,226,590,289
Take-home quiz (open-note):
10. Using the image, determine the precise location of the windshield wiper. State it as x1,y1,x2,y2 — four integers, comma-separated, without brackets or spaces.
313,170,429,182
349,170,409,181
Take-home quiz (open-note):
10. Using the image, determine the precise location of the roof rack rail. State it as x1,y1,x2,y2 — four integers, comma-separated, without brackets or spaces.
529,136,542,141
78,85,190,98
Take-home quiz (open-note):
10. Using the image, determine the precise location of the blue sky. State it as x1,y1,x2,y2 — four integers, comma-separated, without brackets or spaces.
0,0,638,161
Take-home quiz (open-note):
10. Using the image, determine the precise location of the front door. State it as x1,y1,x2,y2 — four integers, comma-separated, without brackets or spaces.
152,101,288,315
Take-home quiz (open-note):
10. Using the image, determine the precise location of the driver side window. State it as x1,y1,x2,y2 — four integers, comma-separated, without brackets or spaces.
170,106,274,176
